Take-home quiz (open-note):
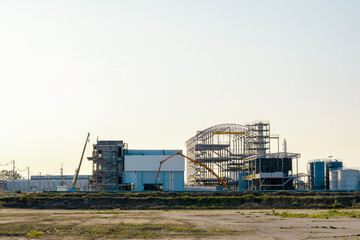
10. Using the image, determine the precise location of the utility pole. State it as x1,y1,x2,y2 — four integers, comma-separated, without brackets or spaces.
60,163,64,186
12,160,15,195
27,166,30,192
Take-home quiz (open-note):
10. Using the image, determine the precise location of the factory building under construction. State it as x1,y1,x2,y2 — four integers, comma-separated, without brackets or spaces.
86,121,302,191
186,122,300,191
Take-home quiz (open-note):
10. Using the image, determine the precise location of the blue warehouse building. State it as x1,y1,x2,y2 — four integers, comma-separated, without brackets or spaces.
123,150,184,191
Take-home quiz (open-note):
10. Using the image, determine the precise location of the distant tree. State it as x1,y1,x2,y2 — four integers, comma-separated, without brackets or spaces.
0,170,23,181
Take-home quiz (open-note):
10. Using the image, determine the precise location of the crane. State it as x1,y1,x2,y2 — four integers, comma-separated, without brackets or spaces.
70,132,90,192
155,152,228,189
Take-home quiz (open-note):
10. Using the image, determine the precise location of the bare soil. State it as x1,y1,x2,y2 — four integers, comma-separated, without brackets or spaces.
0,209,360,239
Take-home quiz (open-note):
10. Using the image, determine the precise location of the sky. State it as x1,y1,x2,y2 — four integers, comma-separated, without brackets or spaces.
0,1,359,177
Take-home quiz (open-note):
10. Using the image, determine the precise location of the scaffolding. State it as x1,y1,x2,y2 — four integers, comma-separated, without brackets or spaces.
88,140,125,191
185,121,301,190
185,123,247,187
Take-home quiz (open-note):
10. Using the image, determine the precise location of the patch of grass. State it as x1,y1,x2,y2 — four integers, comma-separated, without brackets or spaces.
173,227,203,232
0,222,237,238
273,209,360,219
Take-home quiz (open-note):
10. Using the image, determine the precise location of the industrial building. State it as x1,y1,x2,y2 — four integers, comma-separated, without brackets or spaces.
88,140,184,191
308,158,359,191
5,175,91,192
185,121,300,190
123,150,184,191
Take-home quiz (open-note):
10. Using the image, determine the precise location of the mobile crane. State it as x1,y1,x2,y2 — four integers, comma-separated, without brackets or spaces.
155,152,228,189
70,132,90,191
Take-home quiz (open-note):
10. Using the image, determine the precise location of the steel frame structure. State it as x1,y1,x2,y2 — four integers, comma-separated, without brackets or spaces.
185,123,247,187
185,122,301,190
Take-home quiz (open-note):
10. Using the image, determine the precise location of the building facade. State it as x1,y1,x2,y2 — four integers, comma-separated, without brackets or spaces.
88,140,185,191
123,150,184,191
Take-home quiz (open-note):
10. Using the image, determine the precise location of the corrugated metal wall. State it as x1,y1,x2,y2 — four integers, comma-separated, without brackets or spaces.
6,179,90,192
123,171,184,191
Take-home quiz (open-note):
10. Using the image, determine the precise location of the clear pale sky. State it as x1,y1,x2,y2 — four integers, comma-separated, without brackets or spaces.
0,1,359,177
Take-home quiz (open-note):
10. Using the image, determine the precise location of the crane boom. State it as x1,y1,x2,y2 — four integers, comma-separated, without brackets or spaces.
70,132,90,191
155,152,228,189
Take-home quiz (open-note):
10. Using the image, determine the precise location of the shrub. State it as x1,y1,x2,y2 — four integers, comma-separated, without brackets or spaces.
19,194,28,203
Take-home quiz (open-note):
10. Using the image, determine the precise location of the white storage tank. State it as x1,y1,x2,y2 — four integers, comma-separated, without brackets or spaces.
297,180,305,190
338,169,359,191
329,170,339,190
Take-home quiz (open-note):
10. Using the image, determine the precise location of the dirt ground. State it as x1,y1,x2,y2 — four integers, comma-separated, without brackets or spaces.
0,209,360,239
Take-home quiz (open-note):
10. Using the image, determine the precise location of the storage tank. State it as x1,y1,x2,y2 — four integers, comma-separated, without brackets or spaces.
309,161,325,190
325,161,343,190
297,180,305,190
338,169,359,191
329,170,338,190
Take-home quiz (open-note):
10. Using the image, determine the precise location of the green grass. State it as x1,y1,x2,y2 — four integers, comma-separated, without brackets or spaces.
273,209,360,219
0,222,237,238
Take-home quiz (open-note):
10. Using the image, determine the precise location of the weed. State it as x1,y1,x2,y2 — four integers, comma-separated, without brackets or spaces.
331,200,343,209
26,230,44,238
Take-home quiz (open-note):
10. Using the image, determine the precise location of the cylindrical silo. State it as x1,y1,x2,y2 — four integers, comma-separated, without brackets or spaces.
297,181,305,190
313,161,325,190
329,170,338,190
326,161,343,190
338,169,359,191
